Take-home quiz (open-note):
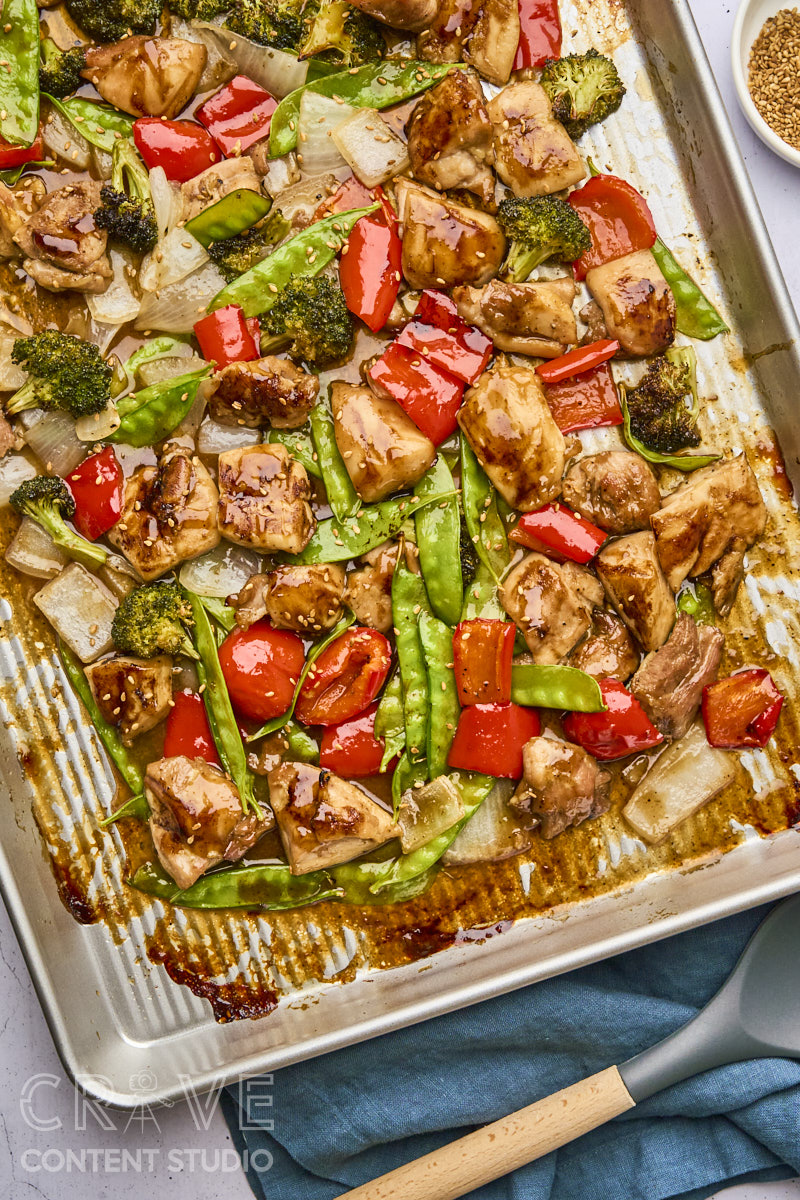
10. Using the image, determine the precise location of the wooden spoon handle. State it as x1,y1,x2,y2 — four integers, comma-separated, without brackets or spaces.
335,1065,635,1200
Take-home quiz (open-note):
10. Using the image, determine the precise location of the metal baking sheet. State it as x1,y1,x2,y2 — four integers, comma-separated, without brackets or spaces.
2,0,800,1107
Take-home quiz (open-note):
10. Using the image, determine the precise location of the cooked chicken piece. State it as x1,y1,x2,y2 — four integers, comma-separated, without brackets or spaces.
262,563,346,634
269,761,397,874
217,444,314,554
108,443,220,581
0,414,16,457
458,362,565,511
84,654,172,746
596,531,675,651
405,69,494,203
208,357,319,429
345,541,400,634
180,157,261,223
568,609,639,680
586,250,676,357
232,573,269,629
711,540,747,618
82,37,207,120
562,451,662,535
332,381,435,503
651,455,766,593
511,736,609,838
146,756,274,890
579,299,608,345
256,148,300,196
631,613,723,741
487,81,586,198
501,552,603,663
453,277,577,357
417,0,520,85
394,178,506,290
350,0,436,28
0,177,45,258
14,180,111,293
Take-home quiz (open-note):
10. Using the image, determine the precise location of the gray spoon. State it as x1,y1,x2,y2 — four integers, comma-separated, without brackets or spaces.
338,893,800,1200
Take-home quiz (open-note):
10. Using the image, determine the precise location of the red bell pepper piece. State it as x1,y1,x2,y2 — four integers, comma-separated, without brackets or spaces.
163,691,220,765
340,199,402,333
367,342,464,445
563,679,663,761
295,628,392,727
246,316,261,353
544,362,623,433
400,290,494,384
196,75,278,157
133,118,221,183
536,339,619,384
701,669,784,749
0,131,45,170
452,620,515,706
568,175,657,281
514,0,562,70
510,504,608,564
448,702,540,779
319,701,388,776
315,174,374,219
65,446,123,541
194,304,259,370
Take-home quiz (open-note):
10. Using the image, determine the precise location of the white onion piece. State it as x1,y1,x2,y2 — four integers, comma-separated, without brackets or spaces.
24,411,86,475
298,91,355,175
140,226,208,294
42,108,92,169
398,776,464,854
333,108,410,188
5,517,68,579
149,166,180,239
197,416,261,456
136,263,227,334
179,542,263,598
623,722,737,845
74,399,121,442
99,553,141,600
175,377,212,440
0,454,37,506
443,780,530,866
34,563,118,663
137,353,209,387
0,336,26,391
261,153,301,199
92,144,113,179
193,22,308,97
88,250,140,326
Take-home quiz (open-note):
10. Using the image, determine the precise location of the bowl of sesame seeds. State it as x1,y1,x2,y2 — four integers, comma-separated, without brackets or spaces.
732,0,800,166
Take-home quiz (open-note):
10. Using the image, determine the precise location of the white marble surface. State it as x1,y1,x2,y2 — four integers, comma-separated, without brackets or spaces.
2,2,800,1197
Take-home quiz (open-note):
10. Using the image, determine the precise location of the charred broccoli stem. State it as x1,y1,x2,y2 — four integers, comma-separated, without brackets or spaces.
496,196,592,282
624,347,701,455
39,39,86,99
65,0,161,42
10,477,108,571
111,581,198,659
226,0,315,50
7,331,112,418
207,209,290,282
260,275,354,368
94,140,158,254
299,0,385,65
540,48,626,139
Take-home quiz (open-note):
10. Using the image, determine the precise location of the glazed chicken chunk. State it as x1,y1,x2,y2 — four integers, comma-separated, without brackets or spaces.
568,609,639,680
417,0,520,85
458,362,565,511
631,613,724,740
453,277,577,357
146,756,274,890
487,81,586,197
586,250,676,357
333,382,435,503
500,552,604,663
180,157,261,223
13,180,111,293
345,542,401,634
651,454,767,592
394,178,506,290
217,444,314,554
405,69,494,203
208,357,319,429
81,37,207,120
85,655,172,746
269,762,397,874
0,177,45,258
349,0,436,30
511,737,609,839
562,451,662,535
108,443,220,581
596,531,675,651
234,564,345,634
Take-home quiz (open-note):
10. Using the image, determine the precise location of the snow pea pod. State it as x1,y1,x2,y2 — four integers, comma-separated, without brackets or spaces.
677,581,716,625
391,750,427,816
283,719,320,764
332,856,439,906
461,439,510,586
0,159,53,186
269,60,460,158
418,612,460,779
110,367,210,448
510,663,605,712
392,559,432,764
267,426,323,479
185,188,272,249
0,0,39,148
461,560,505,621
290,492,450,564
375,669,405,774
651,238,728,341
310,399,360,520
197,594,237,634
45,95,134,153
209,204,378,317
124,336,187,378
101,793,149,826
129,860,342,910
415,457,462,627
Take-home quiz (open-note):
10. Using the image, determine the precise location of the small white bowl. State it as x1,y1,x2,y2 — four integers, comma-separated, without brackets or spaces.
731,0,800,168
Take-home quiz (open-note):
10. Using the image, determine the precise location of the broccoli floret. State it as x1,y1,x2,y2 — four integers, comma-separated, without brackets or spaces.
260,275,354,368
65,0,161,41
207,209,290,282
459,521,478,591
10,477,108,571
7,331,111,419
39,39,86,99
94,140,158,254
540,49,626,139
226,0,315,50
167,0,230,18
625,347,701,455
497,196,592,283
299,0,384,65
111,582,198,659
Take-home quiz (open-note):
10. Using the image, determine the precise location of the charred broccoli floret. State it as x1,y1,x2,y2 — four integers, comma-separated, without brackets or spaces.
111,582,197,659
39,39,86,98
540,49,626,138
260,275,354,368
10,477,108,571
624,347,701,455
167,0,230,18
207,209,290,282
65,0,161,41
7,331,111,418
497,196,591,282
299,0,385,65
226,0,314,50
94,140,158,254
459,521,478,591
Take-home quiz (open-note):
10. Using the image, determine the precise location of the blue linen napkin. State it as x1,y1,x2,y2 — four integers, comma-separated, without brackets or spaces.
222,902,800,1200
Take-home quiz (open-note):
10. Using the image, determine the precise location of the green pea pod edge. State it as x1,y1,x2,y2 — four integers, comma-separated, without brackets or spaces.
651,238,729,341
44,94,135,153
129,860,342,910
415,457,462,628
185,188,273,249
110,368,210,448
510,664,606,712
310,400,361,521
0,0,39,147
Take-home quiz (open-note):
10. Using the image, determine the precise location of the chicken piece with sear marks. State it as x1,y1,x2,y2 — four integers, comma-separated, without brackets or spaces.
405,68,494,203
14,180,112,294
631,612,724,740
394,178,506,291
488,81,586,198
562,451,662,535
0,177,45,259
586,249,676,357
500,551,603,663
417,0,520,86
596,531,675,651
345,541,401,634
332,381,435,503
511,736,609,839
568,609,639,680
234,564,345,634
81,37,207,120
208,356,319,430
453,277,577,357
217,443,315,554
85,654,172,745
